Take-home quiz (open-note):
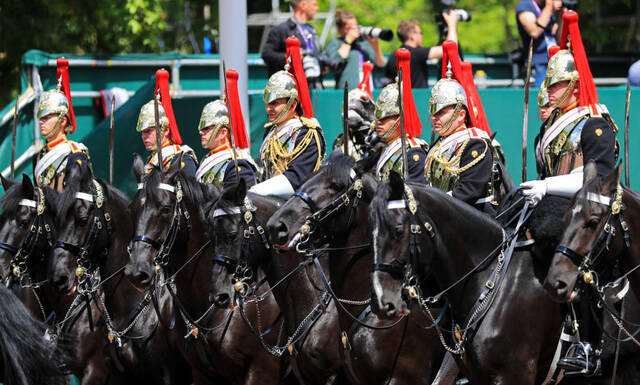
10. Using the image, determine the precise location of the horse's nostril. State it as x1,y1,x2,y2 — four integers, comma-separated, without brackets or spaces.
384,302,396,317
555,280,567,291
54,275,68,290
135,271,150,285
213,293,230,307
276,221,289,243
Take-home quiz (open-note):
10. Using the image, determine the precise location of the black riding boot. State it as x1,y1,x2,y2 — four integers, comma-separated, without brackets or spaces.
556,310,602,377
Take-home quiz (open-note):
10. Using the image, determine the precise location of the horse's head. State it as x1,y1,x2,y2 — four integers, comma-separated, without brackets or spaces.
0,175,54,284
544,161,624,303
126,154,216,289
370,172,434,319
267,151,378,251
49,162,111,294
347,91,375,145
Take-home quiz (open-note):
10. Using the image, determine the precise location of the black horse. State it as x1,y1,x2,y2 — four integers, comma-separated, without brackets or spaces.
209,180,346,385
48,159,191,385
0,175,55,321
267,152,445,385
544,162,640,383
0,283,67,385
127,156,281,385
370,172,563,385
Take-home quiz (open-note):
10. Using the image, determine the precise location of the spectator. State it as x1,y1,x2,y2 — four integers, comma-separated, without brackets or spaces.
261,0,324,87
326,9,386,90
516,0,563,87
385,15,458,88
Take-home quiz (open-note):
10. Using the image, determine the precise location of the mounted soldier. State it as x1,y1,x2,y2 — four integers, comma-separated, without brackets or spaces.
332,61,376,160
520,11,619,376
249,37,326,198
374,49,428,184
425,41,509,215
195,70,257,190
34,58,91,190
136,69,197,176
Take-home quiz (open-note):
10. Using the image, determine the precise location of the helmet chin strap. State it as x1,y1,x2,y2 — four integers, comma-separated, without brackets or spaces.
204,125,224,149
379,117,400,143
265,96,297,128
45,113,66,141
435,103,462,137
550,78,577,111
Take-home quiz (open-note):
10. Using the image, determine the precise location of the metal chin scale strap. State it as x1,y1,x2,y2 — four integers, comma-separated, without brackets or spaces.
55,179,113,290
132,181,191,276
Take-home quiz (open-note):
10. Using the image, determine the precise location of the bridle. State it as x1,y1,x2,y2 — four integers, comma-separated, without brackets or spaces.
292,169,364,254
131,181,191,274
556,184,631,285
0,187,54,283
54,179,112,288
210,196,270,296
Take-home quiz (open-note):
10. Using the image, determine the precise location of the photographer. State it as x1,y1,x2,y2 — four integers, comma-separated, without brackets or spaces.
261,0,326,88
385,14,458,88
326,9,387,90
516,0,563,86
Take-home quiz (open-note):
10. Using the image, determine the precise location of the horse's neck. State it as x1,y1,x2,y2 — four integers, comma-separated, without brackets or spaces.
621,190,640,296
328,202,371,304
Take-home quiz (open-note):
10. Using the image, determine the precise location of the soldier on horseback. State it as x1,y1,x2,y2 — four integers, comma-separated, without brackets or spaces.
520,11,619,376
249,37,325,198
136,69,198,176
425,42,507,215
195,99,257,189
374,49,428,184
34,58,91,190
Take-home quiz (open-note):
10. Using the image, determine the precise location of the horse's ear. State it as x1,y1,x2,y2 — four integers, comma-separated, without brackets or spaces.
388,171,404,200
361,173,378,197
132,153,145,183
354,142,385,174
583,160,598,185
1,174,16,191
65,160,83,184
166,152,184,180
21,174,34,197
601,162,623,193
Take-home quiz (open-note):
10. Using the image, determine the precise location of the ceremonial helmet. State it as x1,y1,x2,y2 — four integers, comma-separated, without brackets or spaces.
263,70,299,105
136,97,170,132
544,49,578,88
374,83,399,121
537,85,550,107
198,99,229,148
38,57,77,134
429,73,467,116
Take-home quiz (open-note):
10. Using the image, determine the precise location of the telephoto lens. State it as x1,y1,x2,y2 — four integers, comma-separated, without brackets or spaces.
359,25,394,41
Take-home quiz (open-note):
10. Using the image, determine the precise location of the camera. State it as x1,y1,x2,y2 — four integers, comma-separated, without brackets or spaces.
562,0,577,10
359,25,394,42
435,9,472,23
301,50,344,81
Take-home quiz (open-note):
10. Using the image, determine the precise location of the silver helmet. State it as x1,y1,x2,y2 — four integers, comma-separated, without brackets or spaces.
429,77,467,116
37,90,69,120
544,49,578,88
263,70,298,104
136,98,169,133
374,83,400,121
198,99,229,148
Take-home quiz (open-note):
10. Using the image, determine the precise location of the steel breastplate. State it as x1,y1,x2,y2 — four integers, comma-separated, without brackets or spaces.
198,159,229,187
378,150,403,182
540,115,586,177
426,143,461,193
261,131,295,179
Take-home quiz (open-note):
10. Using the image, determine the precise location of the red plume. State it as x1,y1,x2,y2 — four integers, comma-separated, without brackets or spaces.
56,58,76,133
154,69,182,144
548,45,561,59
559,11,598,106
441,41,491,133
357,61,374,99
396,49,422,137
285,37,313,118
461,61,491,135
225,69,249,149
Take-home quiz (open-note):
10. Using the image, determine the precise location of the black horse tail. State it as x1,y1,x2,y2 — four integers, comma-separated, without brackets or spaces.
0,285,68,385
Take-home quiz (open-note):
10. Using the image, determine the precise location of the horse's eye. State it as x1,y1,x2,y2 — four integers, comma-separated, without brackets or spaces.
585,217,601,230
18,220,29,229
160,205,171,215
328,183,341,191
77,217,89,226
225,231,238,242
394,225,404,237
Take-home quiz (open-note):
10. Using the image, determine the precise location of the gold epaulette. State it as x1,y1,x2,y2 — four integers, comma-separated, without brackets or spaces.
299,116,318,129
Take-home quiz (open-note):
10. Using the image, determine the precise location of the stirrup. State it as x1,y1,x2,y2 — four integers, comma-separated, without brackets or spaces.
557,341,601,377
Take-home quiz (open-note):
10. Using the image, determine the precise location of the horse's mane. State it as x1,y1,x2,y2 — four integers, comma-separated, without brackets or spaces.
369,181,396,236
0,182,28,218
324,151,355,188
0,284,67,385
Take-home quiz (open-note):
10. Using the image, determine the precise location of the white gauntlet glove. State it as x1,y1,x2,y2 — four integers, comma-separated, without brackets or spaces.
520,171,584,206
520,179,548,206
248,174,295,198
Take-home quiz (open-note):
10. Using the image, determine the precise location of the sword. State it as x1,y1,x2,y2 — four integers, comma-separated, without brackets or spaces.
343,82,349,156
222,61,239,178
10,96,18,180
521,38,534,183
154,93,163,170
109,96,115,184
398,67,408,181
624,81,631,186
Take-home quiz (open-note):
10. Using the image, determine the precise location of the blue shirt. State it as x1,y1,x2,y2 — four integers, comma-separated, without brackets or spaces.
516,0,557,66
